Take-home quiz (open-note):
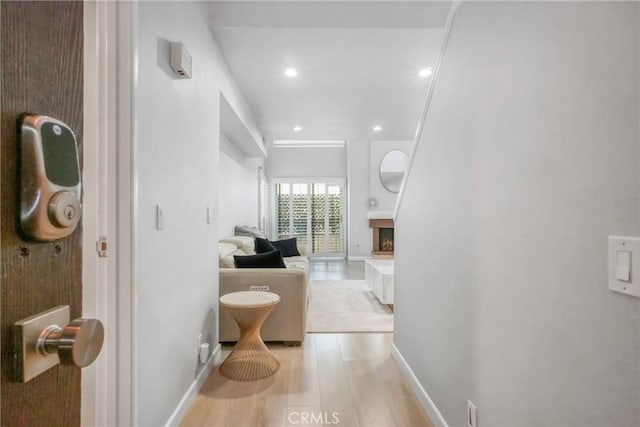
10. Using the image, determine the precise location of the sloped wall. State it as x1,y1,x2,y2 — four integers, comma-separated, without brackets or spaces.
395,2,640,425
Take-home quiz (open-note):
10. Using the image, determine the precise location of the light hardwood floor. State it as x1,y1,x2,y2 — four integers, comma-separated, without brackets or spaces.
309,260,365,281
180,333,432,427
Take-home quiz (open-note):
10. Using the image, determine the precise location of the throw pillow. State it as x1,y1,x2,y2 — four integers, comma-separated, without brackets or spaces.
234,250,286,269
234,225,266,239
271,238,301,257
254,237,277,254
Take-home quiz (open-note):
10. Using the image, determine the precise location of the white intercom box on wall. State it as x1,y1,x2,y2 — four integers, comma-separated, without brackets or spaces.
170,42,192,79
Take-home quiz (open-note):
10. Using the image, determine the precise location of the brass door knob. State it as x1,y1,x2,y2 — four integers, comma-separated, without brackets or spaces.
37,318,104,367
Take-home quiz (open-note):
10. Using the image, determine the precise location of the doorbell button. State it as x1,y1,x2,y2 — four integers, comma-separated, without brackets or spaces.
48,191,82,228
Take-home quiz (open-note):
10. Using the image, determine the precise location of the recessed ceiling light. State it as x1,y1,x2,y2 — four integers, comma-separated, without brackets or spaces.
373,125,382,132
285,68,298,77
419,67,433,78
293,126,302,132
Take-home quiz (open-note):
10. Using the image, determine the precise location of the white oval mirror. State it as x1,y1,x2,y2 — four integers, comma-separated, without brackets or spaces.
379,150,409,193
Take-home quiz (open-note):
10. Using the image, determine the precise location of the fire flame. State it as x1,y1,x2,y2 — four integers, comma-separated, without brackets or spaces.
382,238,394,251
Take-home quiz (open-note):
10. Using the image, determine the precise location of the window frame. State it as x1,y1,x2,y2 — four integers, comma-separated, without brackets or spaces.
271,177,347,259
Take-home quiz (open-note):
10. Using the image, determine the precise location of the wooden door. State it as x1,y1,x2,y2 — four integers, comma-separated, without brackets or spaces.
1,1,84,425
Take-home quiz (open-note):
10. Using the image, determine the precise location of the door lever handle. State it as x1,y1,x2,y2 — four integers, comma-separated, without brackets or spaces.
37,318,104,368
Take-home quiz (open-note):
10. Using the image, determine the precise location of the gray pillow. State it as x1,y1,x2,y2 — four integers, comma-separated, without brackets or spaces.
234,225,266,239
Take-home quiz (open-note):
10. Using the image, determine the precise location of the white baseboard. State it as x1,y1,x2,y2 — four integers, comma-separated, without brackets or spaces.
391,343,448,427
164,343,222,427
347,255,371,261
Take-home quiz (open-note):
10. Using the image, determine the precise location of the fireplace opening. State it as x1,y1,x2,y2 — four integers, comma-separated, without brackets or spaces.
379,228,394,252
369,218,394,258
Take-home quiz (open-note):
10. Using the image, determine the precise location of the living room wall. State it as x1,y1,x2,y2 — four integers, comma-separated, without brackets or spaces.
266,141,347,180
219,134,264,237
134,2,262,425
347,140,412,259
369,140,412,212
395,1,640,426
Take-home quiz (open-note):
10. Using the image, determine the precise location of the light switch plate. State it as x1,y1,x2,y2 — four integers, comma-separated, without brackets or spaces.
206,206,214,224
156,205,164,230
608,236,640,298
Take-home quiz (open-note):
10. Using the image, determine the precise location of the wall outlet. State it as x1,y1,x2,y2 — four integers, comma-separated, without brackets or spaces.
250,285,269,291
467,401,477,427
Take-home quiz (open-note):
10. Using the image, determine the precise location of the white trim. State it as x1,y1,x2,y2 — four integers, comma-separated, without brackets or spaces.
115,2,138,425
81,1,101,424
393,0,462,222
273,140,345,148
164,344,222,427
82,1,118,425
347,255,371,261
391,344,449,427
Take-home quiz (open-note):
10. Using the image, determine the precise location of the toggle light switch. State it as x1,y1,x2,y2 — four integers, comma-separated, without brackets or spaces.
616,251,631,282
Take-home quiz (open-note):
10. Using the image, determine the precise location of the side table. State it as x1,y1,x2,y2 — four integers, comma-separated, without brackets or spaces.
219,291,281,381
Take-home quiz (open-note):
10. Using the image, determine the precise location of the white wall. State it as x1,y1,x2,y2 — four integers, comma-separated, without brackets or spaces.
395,2,640,426
369,140,412,212
134,2,262,425
219,134,263,237
347,140,411,258
266,142,346,180
347,140,372,258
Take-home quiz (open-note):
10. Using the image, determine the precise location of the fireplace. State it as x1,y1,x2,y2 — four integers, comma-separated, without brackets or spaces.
369,218,394,258
379,228,394,251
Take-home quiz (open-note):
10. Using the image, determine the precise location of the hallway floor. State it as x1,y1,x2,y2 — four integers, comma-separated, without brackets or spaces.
309,259,365,281
181,333,432,427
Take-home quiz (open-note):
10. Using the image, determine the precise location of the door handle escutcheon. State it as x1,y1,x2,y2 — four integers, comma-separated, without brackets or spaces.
12,306,104,382
37,318,104,368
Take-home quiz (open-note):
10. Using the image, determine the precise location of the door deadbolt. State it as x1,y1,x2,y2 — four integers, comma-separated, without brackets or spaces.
12,306,104,382
19,114,83,241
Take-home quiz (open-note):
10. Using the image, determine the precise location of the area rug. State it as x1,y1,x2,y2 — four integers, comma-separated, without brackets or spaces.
307,279,393,333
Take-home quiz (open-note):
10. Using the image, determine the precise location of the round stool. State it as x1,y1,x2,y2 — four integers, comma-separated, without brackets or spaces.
219,291,281,381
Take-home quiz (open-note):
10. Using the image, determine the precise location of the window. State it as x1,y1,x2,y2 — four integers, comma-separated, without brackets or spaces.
273,179,345,256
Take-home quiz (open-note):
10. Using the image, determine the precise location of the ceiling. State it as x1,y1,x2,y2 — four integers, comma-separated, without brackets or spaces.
208,1,450,142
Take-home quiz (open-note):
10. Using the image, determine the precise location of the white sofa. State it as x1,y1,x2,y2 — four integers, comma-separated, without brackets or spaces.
218,236,309,345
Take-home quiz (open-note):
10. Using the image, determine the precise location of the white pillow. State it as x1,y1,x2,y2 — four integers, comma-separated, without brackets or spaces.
220,236,254,254
218,242,237,259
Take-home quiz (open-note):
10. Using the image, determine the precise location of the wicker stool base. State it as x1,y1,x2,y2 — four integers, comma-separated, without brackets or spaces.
219,349,280,381
219,292,281,381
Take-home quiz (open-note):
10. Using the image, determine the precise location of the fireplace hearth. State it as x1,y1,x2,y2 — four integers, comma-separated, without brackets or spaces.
369,218,394,258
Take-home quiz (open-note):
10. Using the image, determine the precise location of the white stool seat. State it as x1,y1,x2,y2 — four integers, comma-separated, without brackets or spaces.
220,291,280,308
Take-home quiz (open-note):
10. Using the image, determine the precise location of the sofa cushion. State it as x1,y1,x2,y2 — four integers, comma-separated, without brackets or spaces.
271,238,301,257
234,250,286,269
254,237,277,254
220,256,235,269
284,258,308,275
